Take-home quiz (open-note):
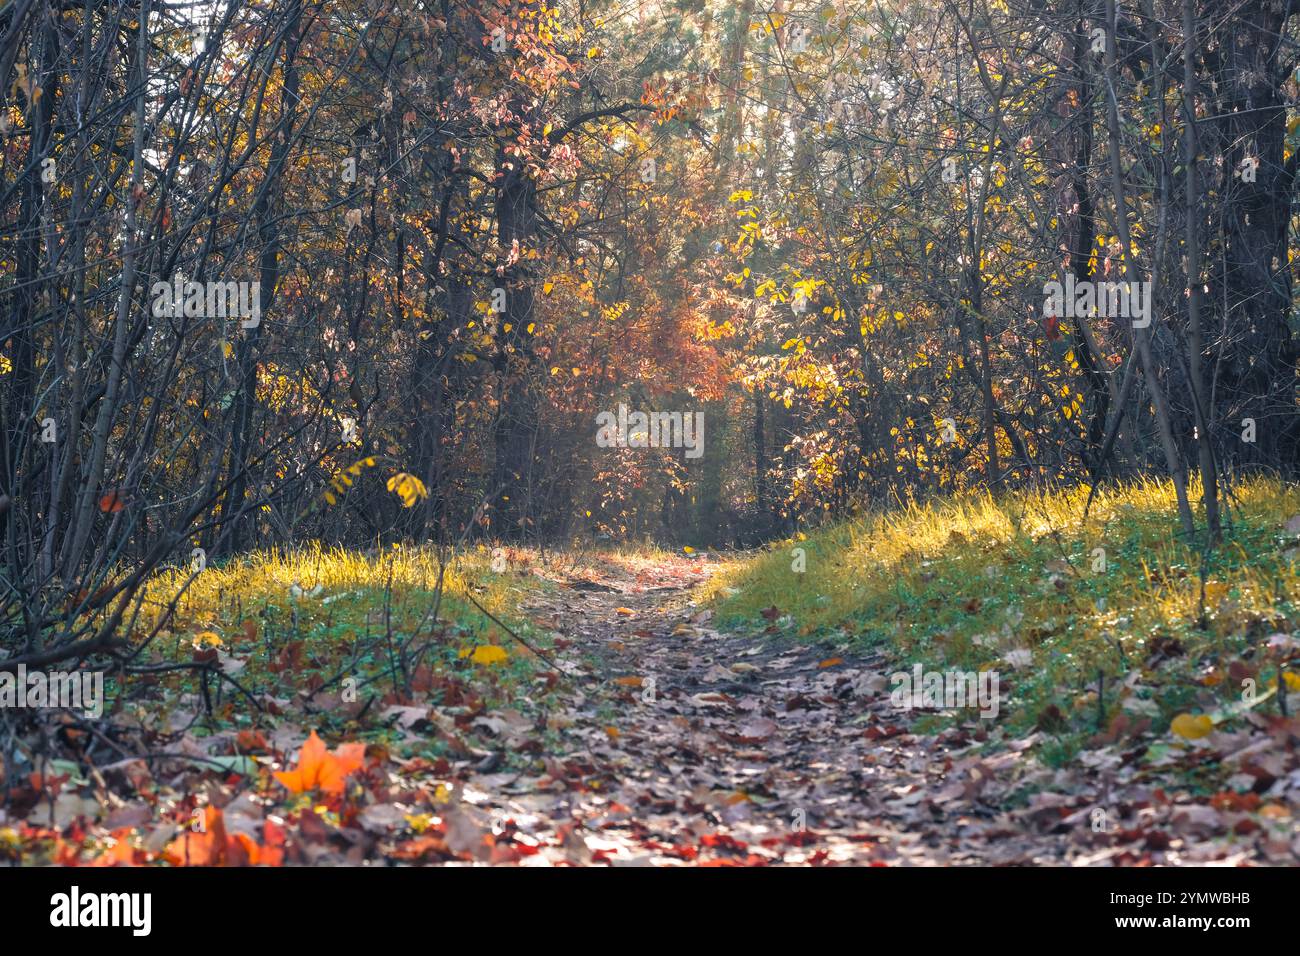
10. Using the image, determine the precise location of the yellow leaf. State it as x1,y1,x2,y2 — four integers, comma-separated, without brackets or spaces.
470,645,508,666
615,607,633,616
407,812,436,831
1170,713,1214,739
192,630,223,648
386,472,428,508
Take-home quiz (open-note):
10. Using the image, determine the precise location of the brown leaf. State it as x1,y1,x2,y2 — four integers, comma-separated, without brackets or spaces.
731,717,778,743
1035,704,1065,732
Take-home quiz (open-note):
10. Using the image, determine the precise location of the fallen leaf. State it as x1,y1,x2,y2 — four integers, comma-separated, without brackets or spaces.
733,717,778,743
1170,713,1214,740
273,730,366,794
470,645,509,666
1002,648,1033,669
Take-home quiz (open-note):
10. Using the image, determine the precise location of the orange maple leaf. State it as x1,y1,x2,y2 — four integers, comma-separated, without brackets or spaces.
165,806,230,866
163,807,284,867
274,730,366,794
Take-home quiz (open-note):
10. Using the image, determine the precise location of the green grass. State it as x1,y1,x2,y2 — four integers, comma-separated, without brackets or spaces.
130,542,552,743
702,477,1300,753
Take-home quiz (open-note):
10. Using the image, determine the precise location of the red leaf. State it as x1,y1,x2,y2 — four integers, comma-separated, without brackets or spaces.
98,490,126,513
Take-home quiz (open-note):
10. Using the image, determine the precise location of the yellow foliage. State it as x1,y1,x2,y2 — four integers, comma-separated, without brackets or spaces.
386,472,428,508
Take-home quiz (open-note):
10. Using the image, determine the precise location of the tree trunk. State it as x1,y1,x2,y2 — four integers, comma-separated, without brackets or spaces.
490,141,540,539
1204,0,1298,476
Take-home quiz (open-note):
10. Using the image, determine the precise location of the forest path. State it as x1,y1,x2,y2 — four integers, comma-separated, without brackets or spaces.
503,554,1073,865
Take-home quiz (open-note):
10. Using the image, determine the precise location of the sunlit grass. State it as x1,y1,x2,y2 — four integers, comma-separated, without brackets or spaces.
127,543,551,739
138,542,542,645
703,477,1300,750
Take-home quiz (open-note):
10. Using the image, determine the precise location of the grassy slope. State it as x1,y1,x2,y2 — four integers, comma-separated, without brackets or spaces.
703,477,1300,763
131,544,551,743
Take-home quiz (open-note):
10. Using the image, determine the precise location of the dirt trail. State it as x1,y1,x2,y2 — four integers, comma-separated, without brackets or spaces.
464,554,1285,866
499,555,1065,865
